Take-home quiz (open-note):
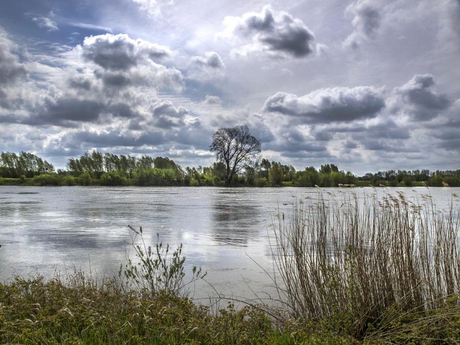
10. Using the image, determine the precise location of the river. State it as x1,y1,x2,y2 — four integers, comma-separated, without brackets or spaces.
0,186,458,302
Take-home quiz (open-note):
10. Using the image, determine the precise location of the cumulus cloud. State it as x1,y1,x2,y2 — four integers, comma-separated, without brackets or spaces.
221,5,316,59
150,100,188,128
190,52,225,69
389,74,451,121
264,128,327,154
67,75,93,91
0,29,28,109
0,31,27,87
82,34,172,71
203,95,221,104
78,34,182,92
343,0,381,49
263,86,385,123
29,97,105,127
188,52,225,80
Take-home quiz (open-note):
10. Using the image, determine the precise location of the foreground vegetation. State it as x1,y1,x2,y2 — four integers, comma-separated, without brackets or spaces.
0,277,358,345
1,191,459,344
1,151,459,187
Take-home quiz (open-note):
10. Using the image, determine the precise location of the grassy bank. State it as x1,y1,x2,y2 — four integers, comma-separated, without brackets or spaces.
0,276,358,345
1,192,459,344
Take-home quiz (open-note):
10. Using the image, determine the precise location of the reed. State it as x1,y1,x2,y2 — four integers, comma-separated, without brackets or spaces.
272,190,460,341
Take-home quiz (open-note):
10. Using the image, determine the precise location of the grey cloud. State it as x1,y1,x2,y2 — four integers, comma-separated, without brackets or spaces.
344,140,358,149
67,75,93,91
263,86,385,123
360,138,416,152
190,52,225,69
0,30,27,88
151,101,188,129
101,73,132,88
109,103,140,118
282,149,331,159
363,120,410,140
391,74,451,121
226,5,315,58
166,126,213,150
78,34,183,91
340,119,412,152
250,123,275,143
264,129,327,153
69,129,166,148
314,131,333,141
29,98,105,126
81,34,172,71
344,0,381,49
152,101,188,118
431,126,460,151
438,138,460,151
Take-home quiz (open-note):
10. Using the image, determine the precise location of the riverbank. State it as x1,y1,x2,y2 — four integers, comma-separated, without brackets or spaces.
0,275,355,345
0,175,435,187
1,273,458,344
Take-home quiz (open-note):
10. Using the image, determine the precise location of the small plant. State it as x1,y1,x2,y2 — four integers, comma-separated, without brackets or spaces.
119,225,206,297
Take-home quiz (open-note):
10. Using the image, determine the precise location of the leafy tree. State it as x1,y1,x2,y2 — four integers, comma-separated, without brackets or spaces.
210,126,261,185
320,164,338,175
403,176,413,187
269,163,284,186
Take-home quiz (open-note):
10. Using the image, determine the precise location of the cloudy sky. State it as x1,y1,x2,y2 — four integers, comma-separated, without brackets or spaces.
0,0,459,174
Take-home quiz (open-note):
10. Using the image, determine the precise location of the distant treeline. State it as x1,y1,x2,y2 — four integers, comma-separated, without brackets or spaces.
0,151,459,187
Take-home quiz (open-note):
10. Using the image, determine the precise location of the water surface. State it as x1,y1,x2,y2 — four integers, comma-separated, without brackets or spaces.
0,186,457,301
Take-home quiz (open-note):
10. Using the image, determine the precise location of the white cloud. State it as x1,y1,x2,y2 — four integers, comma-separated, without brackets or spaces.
32,12,58,32
343,0,381,49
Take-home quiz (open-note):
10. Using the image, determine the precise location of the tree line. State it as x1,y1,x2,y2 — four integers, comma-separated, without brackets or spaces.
1,151,459,187
0,124,458,187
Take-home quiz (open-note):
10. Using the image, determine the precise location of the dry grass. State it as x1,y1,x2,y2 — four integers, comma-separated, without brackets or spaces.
272,190,460,341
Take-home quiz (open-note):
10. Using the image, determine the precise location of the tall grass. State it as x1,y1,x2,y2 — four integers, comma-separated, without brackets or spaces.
272,190,460,340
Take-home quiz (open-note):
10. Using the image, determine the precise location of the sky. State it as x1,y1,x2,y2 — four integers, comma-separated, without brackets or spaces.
0,0,459,174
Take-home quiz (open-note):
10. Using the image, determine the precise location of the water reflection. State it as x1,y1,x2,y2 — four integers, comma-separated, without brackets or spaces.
211,189,261,246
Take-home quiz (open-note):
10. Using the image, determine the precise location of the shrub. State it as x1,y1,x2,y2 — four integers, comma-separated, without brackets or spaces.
119,226,206,297
78,171,92,186
427,174,443,187
443,176,460,187
32,173,60,186
189,177,200,186
63,175,76,186
403,175,413,187
100,171,126,186
255,177,268,187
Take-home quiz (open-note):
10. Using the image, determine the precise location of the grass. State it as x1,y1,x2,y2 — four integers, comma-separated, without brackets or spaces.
0,275,359,344
0,191,459,344
272,190,460,343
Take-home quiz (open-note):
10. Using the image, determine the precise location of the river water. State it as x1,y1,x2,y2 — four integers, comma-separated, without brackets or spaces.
0,186,458,302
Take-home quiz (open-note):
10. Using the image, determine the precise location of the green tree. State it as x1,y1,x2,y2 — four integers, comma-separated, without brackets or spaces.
269,163,284,186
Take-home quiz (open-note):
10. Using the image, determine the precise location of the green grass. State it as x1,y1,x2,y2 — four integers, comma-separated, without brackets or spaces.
0,276,357,345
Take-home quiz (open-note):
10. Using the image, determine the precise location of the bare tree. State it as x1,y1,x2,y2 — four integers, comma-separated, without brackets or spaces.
210,126,261,185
